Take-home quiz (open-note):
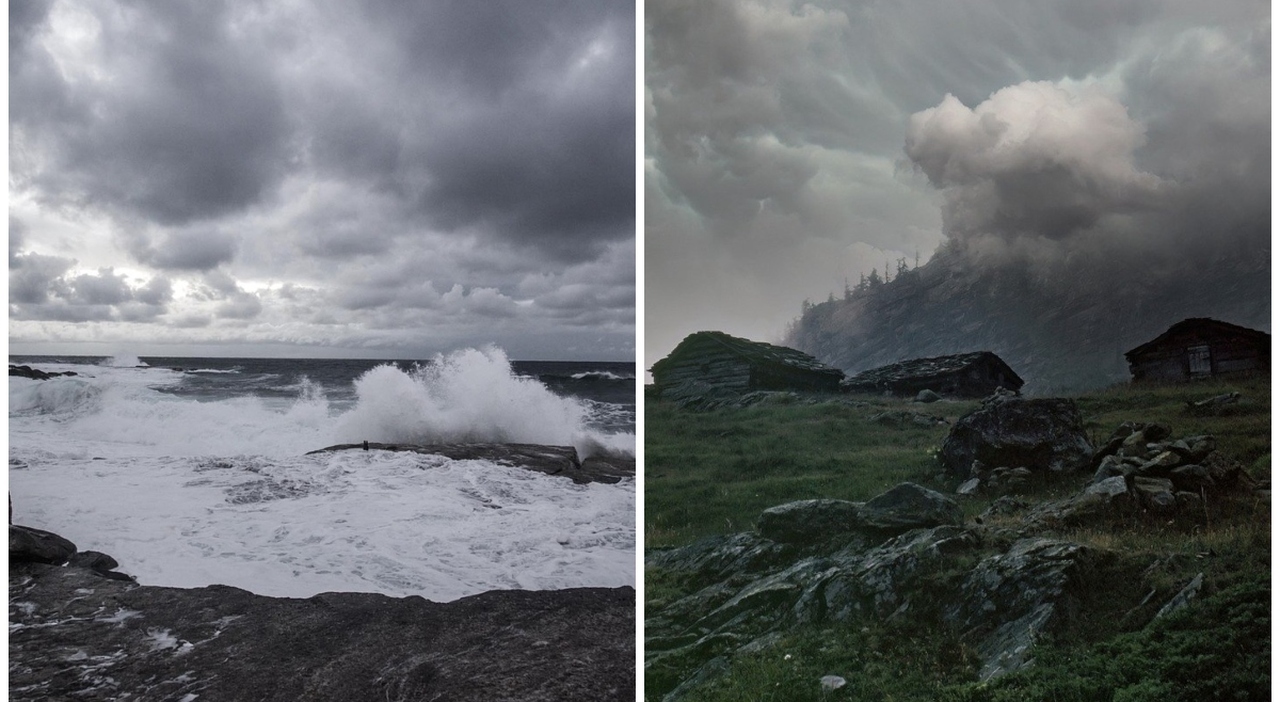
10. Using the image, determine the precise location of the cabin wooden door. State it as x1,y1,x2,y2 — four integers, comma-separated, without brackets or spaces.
1187,344,1211,376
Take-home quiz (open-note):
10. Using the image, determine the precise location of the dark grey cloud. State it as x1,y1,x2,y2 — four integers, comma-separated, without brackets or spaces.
10,0,635,359
122,227,239,271
9,251,74,304
13,0,292,225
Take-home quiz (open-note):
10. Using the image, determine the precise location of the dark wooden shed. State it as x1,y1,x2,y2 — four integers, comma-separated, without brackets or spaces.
650,331,845,397
1124,318,1270,382
840,351,1024,397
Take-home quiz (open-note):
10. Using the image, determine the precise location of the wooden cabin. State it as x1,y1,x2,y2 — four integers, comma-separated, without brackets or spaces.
841,351,1024,398
1124,318,1270,382
650,331,845,397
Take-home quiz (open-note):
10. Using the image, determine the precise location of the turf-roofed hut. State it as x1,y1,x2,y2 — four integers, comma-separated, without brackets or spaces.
1124,318,1270,382
650,331,845,398
840,351,1024,398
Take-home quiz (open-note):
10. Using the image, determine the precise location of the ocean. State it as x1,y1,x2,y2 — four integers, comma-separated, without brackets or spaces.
8,348,635,601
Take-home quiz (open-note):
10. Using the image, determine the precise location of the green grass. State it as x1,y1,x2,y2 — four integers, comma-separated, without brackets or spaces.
645,376,1271,700
645,396,975,547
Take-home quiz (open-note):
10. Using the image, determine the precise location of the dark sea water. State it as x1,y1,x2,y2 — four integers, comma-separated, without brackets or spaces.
10,354,635,435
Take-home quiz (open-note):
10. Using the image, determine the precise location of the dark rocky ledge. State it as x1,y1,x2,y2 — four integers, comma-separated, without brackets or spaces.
10,555,634,701
306,442,635,484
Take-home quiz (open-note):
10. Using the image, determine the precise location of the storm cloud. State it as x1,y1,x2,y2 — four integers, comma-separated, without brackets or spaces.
645,0,1269,368
11,0,635,359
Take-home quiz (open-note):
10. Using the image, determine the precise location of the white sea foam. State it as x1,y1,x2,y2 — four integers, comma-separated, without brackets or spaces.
105,353,147,367
8,346,635,600
9,451,635,600
333,346,631,457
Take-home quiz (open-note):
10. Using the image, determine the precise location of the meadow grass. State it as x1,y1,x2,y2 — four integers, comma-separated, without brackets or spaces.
645,375,1270,700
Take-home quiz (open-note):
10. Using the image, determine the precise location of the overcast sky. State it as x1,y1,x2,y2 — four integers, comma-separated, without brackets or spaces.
10,0,635,360
645,0,1270,369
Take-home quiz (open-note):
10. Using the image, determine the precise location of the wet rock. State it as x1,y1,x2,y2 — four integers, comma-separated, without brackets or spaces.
939,396,1093,478
307,442,633,485
10,562,634,702
8,365,79,381
10,524,77,565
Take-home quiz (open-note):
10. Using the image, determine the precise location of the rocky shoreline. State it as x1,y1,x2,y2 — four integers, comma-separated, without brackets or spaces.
10,522,635,701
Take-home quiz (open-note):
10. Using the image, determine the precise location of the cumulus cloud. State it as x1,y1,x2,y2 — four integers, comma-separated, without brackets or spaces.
905,81,1165,241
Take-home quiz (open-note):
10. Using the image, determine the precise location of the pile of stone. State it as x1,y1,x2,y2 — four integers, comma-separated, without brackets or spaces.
1020,422,1255,529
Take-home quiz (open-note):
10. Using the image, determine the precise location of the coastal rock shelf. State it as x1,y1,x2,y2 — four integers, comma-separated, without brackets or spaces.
306,442,636,484
10,542,635,701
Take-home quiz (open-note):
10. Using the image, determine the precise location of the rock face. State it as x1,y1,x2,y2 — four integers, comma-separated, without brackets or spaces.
939,394,1093,479
11,557,634,701
645,483,1094,699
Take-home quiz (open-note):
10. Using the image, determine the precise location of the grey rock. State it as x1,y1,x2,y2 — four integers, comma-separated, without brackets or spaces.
67,550,119,572
9,524,77,565
1155,572,1204,619
1133,476,1176,510
915,389,942,403
980,496,1031,519
757,499,864,544
1086,475,1129,498
646,532,795,583
956,478,981,496
1170,464,1214,491
944,539,1093,680
859,483,963,532
939,397,1093,478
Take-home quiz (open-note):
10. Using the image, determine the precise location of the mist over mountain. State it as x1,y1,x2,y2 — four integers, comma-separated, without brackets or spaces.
786,80,1270,395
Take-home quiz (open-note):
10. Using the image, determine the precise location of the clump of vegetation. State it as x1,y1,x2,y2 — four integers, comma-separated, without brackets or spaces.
645,375,1270,700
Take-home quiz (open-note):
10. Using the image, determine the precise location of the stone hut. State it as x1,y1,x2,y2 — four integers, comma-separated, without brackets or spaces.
1124,318,1270,382
650,331,845,397
841,351,1024,398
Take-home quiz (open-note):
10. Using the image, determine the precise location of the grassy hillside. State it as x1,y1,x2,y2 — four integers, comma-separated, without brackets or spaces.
644,376,1270,700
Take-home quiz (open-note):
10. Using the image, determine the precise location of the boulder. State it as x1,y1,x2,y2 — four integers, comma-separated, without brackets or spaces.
915,389,942,403
756,499,863,544
938,397,1093,478
10,524,77,565
858,483,963,533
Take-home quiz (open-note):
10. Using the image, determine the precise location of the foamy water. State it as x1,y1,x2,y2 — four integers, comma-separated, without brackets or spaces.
8,348,635,600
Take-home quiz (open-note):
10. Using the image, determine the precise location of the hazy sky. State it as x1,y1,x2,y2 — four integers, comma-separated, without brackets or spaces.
10,0,635,360
645,0,1269,369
